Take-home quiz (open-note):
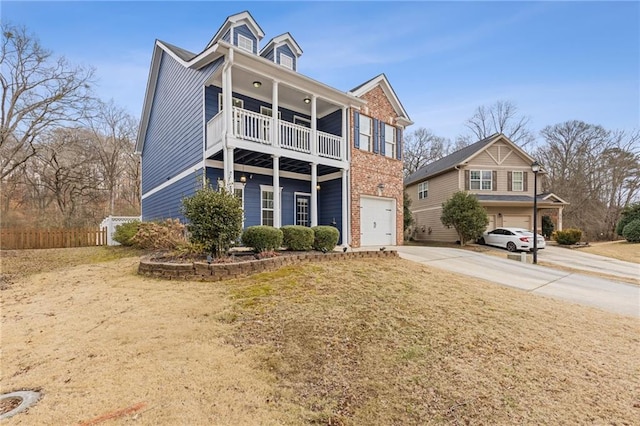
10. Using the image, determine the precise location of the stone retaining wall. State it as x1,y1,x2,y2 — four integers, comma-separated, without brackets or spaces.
138,250,399,281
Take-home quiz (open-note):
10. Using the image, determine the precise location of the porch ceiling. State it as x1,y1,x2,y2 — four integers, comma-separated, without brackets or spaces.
211,149,340,176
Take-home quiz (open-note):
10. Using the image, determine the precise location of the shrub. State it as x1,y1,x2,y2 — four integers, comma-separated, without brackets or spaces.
130,219,187,250
182,185,243,257
312,226,339,252
616,203,640,237
440,191,489,245
112,220,140,246
622,219,640,243
555,228,583,245
542,215,554,239
241,226,283,252
281,225,314,251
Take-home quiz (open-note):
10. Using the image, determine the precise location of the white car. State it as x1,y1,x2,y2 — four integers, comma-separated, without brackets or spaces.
478,227,546,252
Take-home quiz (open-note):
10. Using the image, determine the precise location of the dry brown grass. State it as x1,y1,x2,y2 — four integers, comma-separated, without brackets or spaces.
579,240,640,264
1,248,639,425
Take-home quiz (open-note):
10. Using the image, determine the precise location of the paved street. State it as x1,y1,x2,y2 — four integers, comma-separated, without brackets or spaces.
391,245,640,317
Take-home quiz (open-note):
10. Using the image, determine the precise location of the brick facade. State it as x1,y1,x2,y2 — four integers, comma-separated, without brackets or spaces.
350,85,404,247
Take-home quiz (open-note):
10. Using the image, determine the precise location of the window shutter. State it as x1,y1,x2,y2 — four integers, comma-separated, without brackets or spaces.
354,111,360,148
380,122,386,156
492,171,498,191
507,171,512,191
372,119,379,153
465,170,470,190
396,128,403,160
523,171,528,192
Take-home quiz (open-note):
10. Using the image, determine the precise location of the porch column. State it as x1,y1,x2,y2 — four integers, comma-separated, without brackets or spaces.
273,155,281,228
311,163,318,227
271,81,279,147
341,107,348,161
558,206,564,231
341,168,349,247
227,147,235,191
311,95,317,155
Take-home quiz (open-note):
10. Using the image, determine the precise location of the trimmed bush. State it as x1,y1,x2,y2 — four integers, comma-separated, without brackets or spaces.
542,215,554,239
615,203,640,237
281,225,314,251
312,226,339,252
555,228,583,245
113,220,140,246
241,226,283,253
130,219,187,250
622,219,640,243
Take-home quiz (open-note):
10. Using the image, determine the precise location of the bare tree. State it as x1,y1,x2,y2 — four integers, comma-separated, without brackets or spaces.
462,100,535,148
0,23,94,180
403,127,450,177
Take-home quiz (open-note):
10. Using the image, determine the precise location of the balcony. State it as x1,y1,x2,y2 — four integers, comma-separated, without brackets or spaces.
207,107,343,161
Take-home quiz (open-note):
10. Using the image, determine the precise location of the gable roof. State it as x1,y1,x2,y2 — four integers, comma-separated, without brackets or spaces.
206,11,265,49
160,40,197,62
404,134,500,186
349,73,413,126
260,32,303,57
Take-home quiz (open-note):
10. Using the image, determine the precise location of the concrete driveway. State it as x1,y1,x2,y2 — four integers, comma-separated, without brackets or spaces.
537,245,639,282
394,245,640,318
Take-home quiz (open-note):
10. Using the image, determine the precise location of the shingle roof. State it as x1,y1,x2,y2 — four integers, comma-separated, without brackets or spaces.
475,194,565,204
404,134,499,186
159,40,197,61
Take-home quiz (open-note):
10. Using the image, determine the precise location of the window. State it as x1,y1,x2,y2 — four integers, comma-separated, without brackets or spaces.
280,53,294,70
295,195,310,226
237,34,253,53
234,183,245,227
359,115,372,151
261,189,274,226
418,181,428,199
384,124,396,158
470,170,493,190
218,94,243,112
260,106,281,119
294,116,311,128
512,171,524,192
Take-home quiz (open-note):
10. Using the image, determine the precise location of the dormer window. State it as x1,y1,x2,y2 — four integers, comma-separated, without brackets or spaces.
280,53,293,70
237,34,254,53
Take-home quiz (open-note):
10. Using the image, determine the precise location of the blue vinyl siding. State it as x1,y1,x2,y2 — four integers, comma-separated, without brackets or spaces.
260,47,275,62
318,177,343,244
317,110,342,136
142,171,202,221
222,29,231,43
141,52,222,194
234,24,258,54
276,44,296,71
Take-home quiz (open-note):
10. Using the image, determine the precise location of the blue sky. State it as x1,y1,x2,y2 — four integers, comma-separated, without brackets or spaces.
3,1,639,142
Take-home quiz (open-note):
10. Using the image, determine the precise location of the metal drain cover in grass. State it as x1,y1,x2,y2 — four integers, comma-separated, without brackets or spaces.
0,391,41,420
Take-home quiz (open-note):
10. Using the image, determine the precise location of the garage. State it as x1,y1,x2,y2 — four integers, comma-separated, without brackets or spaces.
360,196,395,246
487,215,496,231
502,214,531,229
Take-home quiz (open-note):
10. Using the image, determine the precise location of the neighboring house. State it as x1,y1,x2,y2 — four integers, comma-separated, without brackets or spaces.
404,134,568,242
135,11,412,247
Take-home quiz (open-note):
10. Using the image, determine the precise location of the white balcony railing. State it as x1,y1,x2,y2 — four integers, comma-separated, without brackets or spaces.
207,106,343,160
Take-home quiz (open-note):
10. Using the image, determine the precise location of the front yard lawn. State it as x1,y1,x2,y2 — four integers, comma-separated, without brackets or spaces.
1,247,638,424
579,240,640,264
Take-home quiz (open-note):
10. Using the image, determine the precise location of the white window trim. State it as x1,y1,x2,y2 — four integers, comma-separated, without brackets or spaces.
418,181,428,199
218,93,243,112
512,171,524,192
384,123,396,158
279,52,294,70
293,115,311,127
359,115,372,152
260,106,281,119
234,182,245,228
237,34,254,53
260,184,282,227
470,170,493,191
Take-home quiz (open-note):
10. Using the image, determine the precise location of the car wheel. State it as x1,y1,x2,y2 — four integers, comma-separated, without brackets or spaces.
506,242,517,252
478,237,485,245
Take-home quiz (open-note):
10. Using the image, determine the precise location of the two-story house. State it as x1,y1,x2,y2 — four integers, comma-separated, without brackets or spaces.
135,11,412,247
404,134,568,242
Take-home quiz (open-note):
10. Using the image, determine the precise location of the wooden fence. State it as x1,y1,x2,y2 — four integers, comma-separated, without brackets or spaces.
0,228,107,250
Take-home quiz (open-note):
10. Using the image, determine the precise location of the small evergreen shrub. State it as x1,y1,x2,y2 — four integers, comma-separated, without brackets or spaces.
241,226,283,252
281,225,314,251
616,203,640,237
130,219,187,250
622,219,640,243
541,215,554,239
555,228,583,245
312,226,339,252
112,220,140,246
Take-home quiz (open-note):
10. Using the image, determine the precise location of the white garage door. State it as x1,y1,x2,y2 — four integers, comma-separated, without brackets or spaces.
360,196,395,246
487,215,496,231
503,215,530,229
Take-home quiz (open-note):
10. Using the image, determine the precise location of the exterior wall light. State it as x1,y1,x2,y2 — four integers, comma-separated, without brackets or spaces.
240,174,247,183
252,81,262,88
304,97,311,104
